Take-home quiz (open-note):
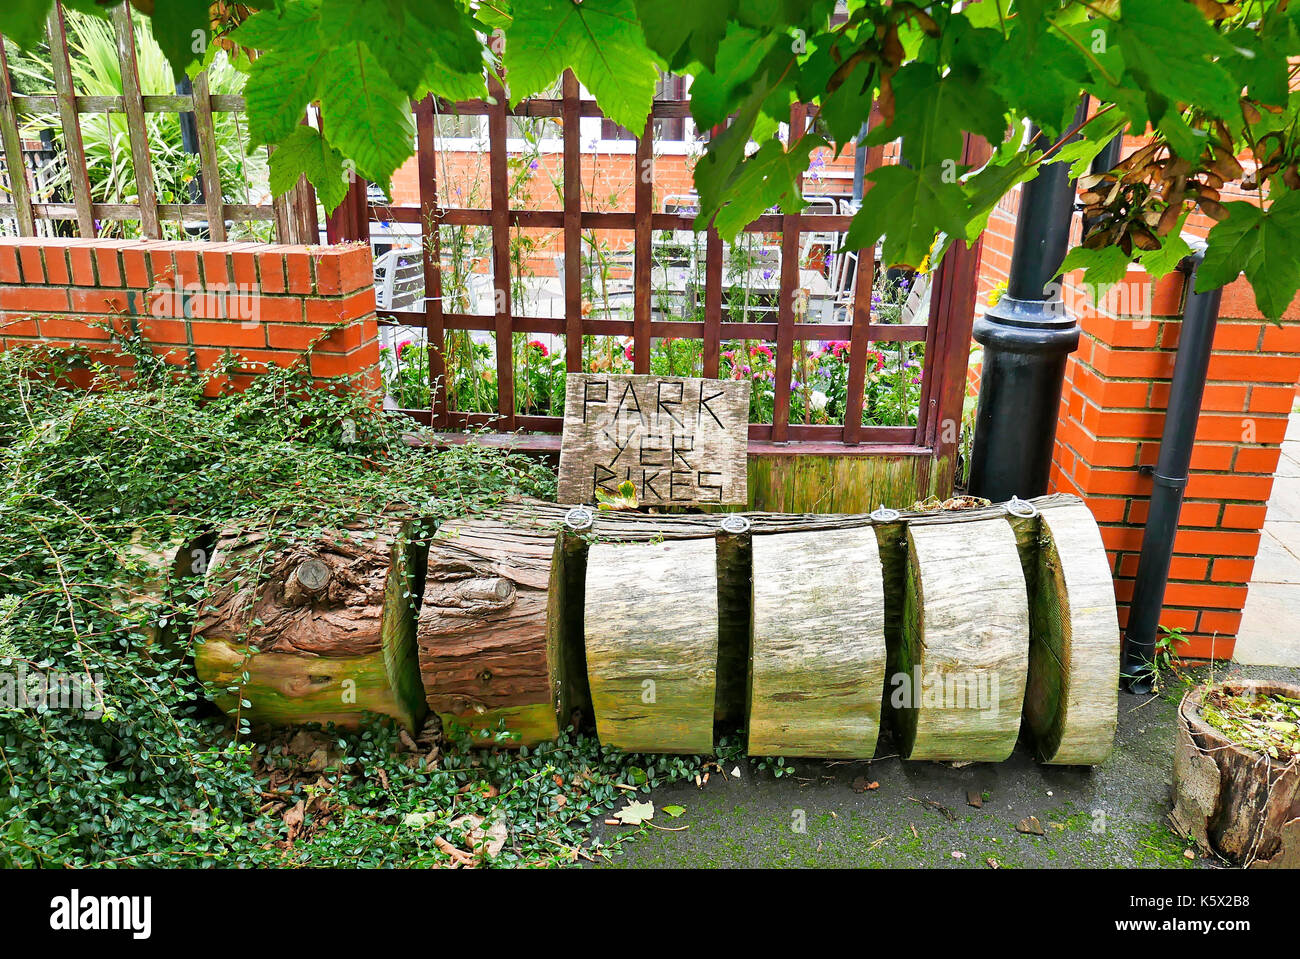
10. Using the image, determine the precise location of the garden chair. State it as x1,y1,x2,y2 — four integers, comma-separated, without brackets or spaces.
373,248,424,312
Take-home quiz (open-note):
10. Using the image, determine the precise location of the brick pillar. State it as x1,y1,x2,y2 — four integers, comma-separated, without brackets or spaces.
1051,268,1300,660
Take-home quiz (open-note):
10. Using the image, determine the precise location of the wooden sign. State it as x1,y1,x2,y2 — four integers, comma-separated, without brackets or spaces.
557,374,750,506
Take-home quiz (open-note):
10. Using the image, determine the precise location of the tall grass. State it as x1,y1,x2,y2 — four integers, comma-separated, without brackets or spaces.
9,10,270,240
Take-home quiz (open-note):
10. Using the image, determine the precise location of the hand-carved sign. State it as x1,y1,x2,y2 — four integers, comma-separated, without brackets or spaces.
557,374,750,506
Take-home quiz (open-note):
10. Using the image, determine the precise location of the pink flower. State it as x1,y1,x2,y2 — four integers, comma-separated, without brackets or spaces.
527,339,549,357
396,339,414,358
624,343,635,361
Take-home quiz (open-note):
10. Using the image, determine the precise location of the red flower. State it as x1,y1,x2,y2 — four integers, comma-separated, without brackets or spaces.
749,344,773,360
527,339,549,357
624,343,635,361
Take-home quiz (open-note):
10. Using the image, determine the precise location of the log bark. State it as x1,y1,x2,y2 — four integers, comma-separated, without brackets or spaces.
1172,680,1300,868
748,526,886,758
585,537,718,753
416,517,574,746
894,516,1029,762
194,522,425,731
1017,503,1120,764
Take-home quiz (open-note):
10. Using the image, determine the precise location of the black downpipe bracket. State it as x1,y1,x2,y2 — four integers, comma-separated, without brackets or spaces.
1120,248,1222,692
968,107,1087,502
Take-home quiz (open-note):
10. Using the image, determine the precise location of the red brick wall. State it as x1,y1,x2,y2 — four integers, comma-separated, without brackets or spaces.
0,237,380,395
1050,268,1300,660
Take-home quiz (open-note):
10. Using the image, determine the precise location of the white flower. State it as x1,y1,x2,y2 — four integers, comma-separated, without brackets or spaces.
810,390,828,412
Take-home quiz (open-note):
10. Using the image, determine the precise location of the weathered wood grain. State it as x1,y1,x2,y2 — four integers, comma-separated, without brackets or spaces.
749,527,886,758
585,538,718,753
194,523,425,731
894,516,1029,761
1019,502,1120,765
557,374,750,507
417,516,569,746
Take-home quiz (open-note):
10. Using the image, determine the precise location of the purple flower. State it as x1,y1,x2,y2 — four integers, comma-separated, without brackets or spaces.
529,159,539,171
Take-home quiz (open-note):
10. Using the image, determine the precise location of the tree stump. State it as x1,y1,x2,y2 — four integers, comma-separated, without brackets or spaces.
416,516,578,746
748,526,886,758
894,515,1029,762
1015,502,1119,765
1171,680,1300,868
194,522,426,731
585,537,718,753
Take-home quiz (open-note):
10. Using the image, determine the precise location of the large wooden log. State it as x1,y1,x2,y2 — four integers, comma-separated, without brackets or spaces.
1172,680,1300,868
194,522,426,731
444,494,1104,760
894,516,1029,762
748,526,886,758
1017,502,1120,764
416,517,577,746
585,537,718,753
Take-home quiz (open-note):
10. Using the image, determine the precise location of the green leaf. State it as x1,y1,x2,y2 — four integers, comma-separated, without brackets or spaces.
990,2,1088,136
505,0,658,134
634,0,736,71
230,2,322,50
319,42,416,191
1197,202,1262,293
868,62,1007,170
661,804,686,818
149,0,212,81
1198,194,1300,321
712,134,826,238
1059,245,1131,298
1116,0,1239,121
270,125,349,212
845,164,969,270
692,81,768,230
684,24,782,132
962,143,1042,242
406,0,486,76
244,45,329,146
1048,110,1128,180
0,0,53,49
1137,222,1192,282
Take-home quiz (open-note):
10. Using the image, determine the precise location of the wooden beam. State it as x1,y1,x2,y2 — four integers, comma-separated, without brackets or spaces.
415,95,448,428
111,5,161,238
0,38,35,236
487,75,515,429
562,71,582,375
46,5,95,237
632,116,653,374
189,70,227,240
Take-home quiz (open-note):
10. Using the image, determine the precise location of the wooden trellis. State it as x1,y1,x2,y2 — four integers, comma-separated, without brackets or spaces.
348,70,985,460
0,3,316,243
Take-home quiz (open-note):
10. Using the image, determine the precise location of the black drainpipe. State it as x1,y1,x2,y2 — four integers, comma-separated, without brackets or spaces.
968,102,1088,502
1120,246,1222,692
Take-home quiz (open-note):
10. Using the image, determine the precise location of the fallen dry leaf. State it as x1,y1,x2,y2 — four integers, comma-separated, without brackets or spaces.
1017,816,1046,836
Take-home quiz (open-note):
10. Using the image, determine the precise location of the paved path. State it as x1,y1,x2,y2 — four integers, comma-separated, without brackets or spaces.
600,664,1299,868
1234,410,1300,666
